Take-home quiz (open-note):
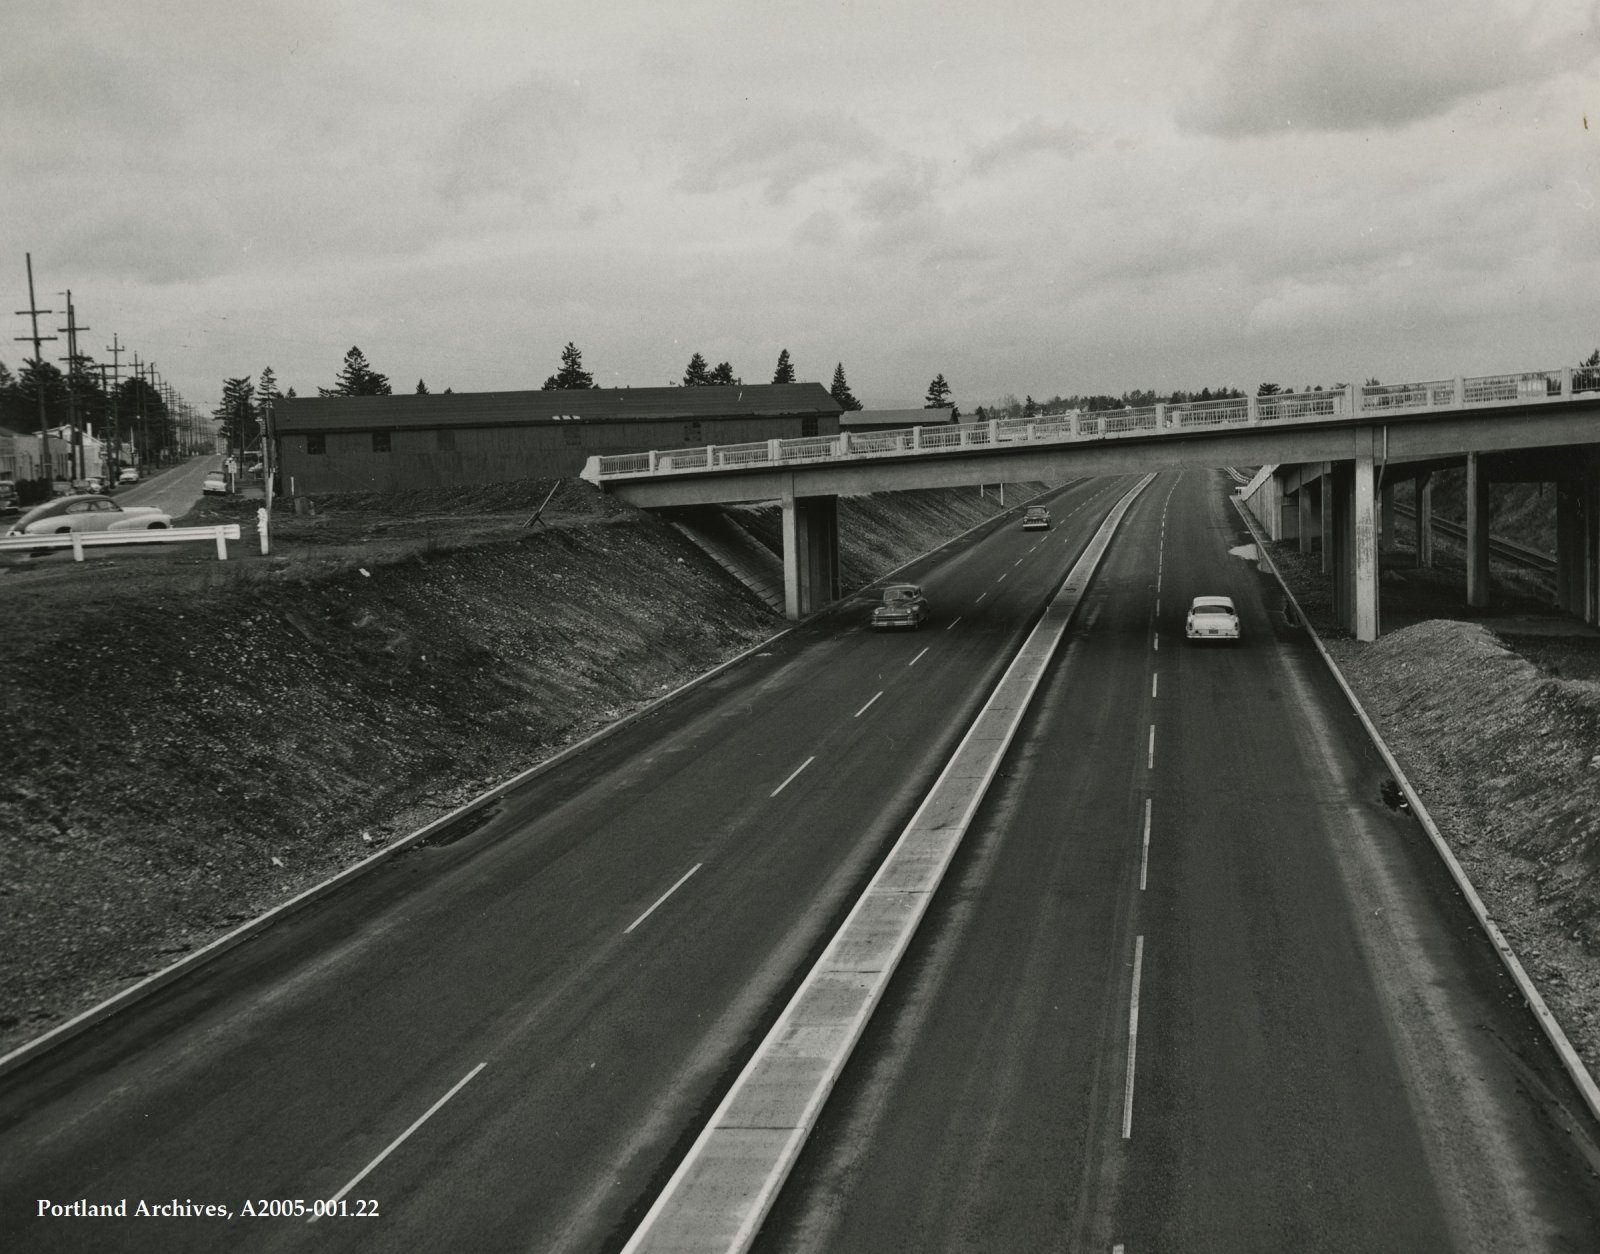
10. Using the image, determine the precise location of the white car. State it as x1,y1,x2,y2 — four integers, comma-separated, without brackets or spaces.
6,494,172,536
1186,595,1241,642
202,472,229,495
117,467,141,484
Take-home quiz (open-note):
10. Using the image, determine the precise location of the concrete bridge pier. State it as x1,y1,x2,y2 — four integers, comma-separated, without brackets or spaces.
1415,471,1434,568
1554,460,1600,625
781,488,839,620
1466,452,1491,609
1328,455,1380,642
1298,481,1316,555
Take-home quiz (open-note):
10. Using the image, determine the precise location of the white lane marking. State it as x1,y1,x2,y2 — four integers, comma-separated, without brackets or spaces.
1151,673,1158,699
770,755,816,797
1123,935,1145,1139
311,1063,486,1221
1147,725,1155,769
854,691,883,718
908,646,930,667
1153,635,1159,652
997,573,1008,582
977,592,988,603
625,863,703,934
1013,557,1024,566
1141,798,1152,891
945,616,962,631
1155,598,1160,616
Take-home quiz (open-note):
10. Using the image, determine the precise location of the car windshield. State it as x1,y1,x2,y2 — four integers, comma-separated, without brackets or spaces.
883,587,919,602
1193,604,1233,615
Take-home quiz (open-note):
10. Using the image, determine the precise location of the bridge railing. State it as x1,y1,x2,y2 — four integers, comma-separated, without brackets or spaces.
583,362,1597,482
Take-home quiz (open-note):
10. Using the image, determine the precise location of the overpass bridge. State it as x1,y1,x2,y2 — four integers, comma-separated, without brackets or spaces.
581,364,1600,640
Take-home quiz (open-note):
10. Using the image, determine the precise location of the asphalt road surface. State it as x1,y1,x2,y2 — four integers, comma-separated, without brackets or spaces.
0,476,1137,1253
753,472,1600,1252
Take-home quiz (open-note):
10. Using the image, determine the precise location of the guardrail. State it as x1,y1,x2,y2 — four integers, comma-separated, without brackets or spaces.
584,364,1600,484
0,523,244,561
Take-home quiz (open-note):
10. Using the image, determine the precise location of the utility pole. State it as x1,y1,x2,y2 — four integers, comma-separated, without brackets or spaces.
131,355,147,470
14,253,57,486
105,333,124,477
57,291,89,481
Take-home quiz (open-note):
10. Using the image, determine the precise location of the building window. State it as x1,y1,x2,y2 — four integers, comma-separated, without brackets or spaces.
684,421,703,442
307,433,325,455
372,431,390,453
436,428,455,451
802,417,818,437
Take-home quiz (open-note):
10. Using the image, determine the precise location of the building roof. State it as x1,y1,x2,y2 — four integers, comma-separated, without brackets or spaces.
841,407,955,429
273,383,842,433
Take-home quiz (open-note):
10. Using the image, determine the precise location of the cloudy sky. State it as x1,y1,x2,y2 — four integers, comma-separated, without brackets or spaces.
3,0,1596,415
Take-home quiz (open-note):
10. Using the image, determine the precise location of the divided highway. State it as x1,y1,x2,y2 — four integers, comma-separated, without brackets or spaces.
754,473,1600,1252
0,476,1136,1253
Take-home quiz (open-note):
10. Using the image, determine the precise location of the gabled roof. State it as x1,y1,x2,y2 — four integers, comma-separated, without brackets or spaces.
274,383,842,433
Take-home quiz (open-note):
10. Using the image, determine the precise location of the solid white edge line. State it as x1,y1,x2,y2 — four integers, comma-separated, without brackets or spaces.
1122,936,1145,1139
1141,799,1152,891
770,755,816,797
1230,493,1600,1127
625,863,703,935
908,646,930,667
309,1062,487,1222
854,691,884,717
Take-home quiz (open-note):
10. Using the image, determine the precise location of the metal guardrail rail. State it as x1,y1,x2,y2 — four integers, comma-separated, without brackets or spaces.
0,523,244,561
584,365,1600,484
1390,504,1556,575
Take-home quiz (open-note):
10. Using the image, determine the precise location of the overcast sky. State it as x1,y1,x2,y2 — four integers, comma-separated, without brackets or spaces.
3,0,1596,415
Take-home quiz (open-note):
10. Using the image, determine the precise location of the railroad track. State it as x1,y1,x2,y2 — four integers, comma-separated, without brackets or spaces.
1392,503,1556,574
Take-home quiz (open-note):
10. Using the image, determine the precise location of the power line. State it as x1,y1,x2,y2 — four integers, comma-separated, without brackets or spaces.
13,253,58,481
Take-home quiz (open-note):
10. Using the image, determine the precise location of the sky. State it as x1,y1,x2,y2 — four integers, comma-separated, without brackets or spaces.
3,0,1596,417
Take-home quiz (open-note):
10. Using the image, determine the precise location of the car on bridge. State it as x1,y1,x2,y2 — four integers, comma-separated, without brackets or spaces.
871,583,929,631
1022,505,1051,530
1185,595,1241,643
6,494,173,537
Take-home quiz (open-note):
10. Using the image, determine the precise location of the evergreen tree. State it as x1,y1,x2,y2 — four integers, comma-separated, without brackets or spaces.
215,376,258,454
772,349,796,385
1023,395,1038,417
416,378,430,394
925,373,952,408
319,346,392,397
709,361,737,386
1256,382,1281,396
830,362,862,411
682,352,712,387
543,342,594,390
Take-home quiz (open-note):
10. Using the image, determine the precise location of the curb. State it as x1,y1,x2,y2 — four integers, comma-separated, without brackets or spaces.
0,482,1065,1082
1231,493,1600,1128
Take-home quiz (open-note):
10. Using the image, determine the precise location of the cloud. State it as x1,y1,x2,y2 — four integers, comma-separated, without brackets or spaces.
969,117,1089,174
435,75,587,205
1180,0,1600,136
674,110,884,204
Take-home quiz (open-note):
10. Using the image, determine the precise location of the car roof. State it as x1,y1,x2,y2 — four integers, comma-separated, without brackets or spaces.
14,494,113,523
1190,595,1236,609
883,582,922,593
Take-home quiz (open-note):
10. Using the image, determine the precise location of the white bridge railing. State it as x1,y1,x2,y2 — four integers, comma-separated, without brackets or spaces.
584,364,1600,483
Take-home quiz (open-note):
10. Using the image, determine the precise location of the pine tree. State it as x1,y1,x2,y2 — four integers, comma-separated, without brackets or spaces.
416,378,430,394
772,349,796,385
1023,395,1038,417
830,363,862,411
925,374,952,408
543,342,594,390
709,361,737,385
319,346,392,396
683,352,712,387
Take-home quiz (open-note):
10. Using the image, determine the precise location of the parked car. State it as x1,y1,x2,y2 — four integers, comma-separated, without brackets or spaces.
1022,505,1051,530
118,467,141,484
202,472,229,495
50,478,73,498
1185,595,1242,643
871,582,930,631
6,494,173,537
0,480,16,514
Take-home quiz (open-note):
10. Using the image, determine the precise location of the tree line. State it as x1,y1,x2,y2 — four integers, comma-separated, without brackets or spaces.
0,355,176,462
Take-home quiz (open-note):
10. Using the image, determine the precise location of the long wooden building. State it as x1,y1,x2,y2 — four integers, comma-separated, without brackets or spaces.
273,383,843,495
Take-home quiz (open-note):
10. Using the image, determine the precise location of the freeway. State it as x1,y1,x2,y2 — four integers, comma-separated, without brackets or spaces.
753,472,1600,1252
0,476,1139,1253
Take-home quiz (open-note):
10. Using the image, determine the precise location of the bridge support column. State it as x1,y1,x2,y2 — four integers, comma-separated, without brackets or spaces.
1380,480,1395,548
1466,452,1491,609
1556,478,1588,617
781,487,839,621
1321,472,1334,574
1415,471,1434,568
1297,483,1314,554
1328,457,1379,641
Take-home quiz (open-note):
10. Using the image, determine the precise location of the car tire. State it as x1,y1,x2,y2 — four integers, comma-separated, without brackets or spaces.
147,522,168,529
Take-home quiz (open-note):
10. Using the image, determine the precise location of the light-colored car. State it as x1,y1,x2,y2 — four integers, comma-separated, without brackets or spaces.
871,582,929,631
117,467,141,484
202,472,229,495
1022,505,1050,530
1186,595,1241,642
6,494,172,537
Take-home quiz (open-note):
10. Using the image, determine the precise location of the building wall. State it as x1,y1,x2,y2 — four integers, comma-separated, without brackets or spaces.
277,414,840,496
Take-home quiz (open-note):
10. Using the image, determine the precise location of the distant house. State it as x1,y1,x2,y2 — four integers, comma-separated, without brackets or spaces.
841,407,956,432
273,383,844,495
